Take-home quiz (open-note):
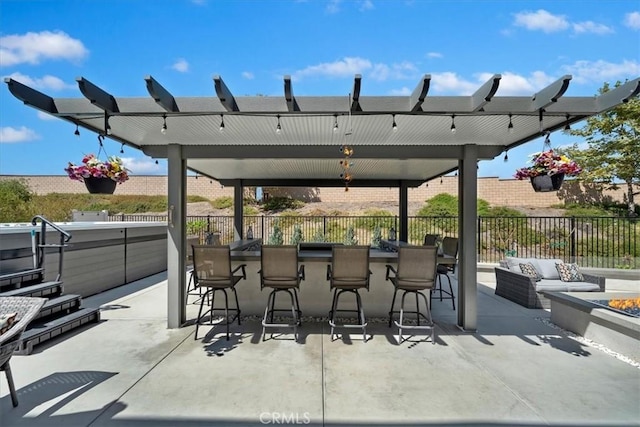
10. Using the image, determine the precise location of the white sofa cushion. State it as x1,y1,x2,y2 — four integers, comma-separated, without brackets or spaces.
535,280,569,292
532,258,564,279
504,257,538,272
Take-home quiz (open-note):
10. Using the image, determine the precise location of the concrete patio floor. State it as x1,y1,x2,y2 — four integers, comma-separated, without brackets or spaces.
1,271,638,426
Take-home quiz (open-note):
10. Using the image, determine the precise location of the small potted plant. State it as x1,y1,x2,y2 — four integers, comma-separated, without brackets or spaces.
514,149,581,192
65,153,130,194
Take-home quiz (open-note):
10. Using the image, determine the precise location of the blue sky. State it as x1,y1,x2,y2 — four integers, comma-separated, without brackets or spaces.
1,0,638,179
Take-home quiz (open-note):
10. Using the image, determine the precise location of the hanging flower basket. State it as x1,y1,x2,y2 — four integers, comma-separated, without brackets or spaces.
65,153,130,194
83,176,117,194
514,149,581,193
530,173,565,192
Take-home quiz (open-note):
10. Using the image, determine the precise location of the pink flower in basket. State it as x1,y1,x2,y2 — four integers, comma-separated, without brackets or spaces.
514,150,582,180
65,154,130,184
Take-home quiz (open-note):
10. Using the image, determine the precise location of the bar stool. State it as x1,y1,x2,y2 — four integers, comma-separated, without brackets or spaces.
191,245,246,340
386,245,438,344
326,245,371,342
259,245,305,341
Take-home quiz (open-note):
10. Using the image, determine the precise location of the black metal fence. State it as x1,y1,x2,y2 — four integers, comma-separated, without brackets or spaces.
108,214,639,269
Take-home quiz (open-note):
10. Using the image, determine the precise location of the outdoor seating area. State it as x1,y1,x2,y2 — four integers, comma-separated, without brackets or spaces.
495,256,606,309
1,270,638,426
185,242,459,344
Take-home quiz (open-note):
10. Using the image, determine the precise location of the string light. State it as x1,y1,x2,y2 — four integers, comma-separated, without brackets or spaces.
392,114,398,132
160,115,167,134
219,114,225,133
275,114,282,134
507,114,514,134
120,143,124,154
450,114,456,133
333,114,339,132
503,150,509,162
74,124,80,137
563,114,571,133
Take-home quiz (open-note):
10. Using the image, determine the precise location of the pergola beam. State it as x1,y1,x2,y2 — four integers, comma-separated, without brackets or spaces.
351,74,362,112
284,75,299,112
213,75,239,111
4,78,58,114
471,74,501,112
145,75,179,112
410,74,431,112
531,75,571,111
77,77,119,113
595,78,640,111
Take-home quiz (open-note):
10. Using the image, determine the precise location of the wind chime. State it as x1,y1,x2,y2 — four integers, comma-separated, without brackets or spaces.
339,94,354,191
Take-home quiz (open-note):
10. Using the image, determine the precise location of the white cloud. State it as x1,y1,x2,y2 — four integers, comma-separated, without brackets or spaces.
492,71,555,95
4,71,73,91
370,61,418,81
426,72,480,95
389,87,411,95
121,157,164,174
624,11,640,30
359,0,374,11
0,126,39,143
37,111,57,121
292,57,417,82
292,57,372,80
562,59,640,84
572,21,614,35
171,58,189,73
426,52,443,59
242,71,254,79
326,0,341,14
513,9,569,33
0,30,88,67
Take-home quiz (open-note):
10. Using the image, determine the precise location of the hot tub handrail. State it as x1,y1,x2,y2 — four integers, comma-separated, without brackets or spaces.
30,215,72,282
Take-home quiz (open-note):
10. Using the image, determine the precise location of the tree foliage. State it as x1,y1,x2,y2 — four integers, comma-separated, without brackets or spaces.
564,81,640,216
0,179,34,223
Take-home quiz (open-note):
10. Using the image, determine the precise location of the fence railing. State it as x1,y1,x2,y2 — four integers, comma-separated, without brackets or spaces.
108,214,639,269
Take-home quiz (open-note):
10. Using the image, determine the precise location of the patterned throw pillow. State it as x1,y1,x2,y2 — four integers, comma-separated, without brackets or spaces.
519,263,542,281
555,263,584,282
0,312,17,336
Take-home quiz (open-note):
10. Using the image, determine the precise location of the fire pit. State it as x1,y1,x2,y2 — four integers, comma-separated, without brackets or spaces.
544,291,640,361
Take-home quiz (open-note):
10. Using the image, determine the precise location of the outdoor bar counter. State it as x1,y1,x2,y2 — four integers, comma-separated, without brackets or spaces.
197,241,455,318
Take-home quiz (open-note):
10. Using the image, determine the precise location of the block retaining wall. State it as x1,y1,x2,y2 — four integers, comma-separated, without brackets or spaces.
2,175,634,208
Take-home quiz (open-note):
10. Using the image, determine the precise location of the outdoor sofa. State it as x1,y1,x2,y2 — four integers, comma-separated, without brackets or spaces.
495,257,605,309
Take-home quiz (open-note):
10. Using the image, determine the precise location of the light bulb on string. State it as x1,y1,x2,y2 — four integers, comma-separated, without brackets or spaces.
74,124,80,137
392,114,398,132
507,114,514,134
161,115,167,134
219,114,225,133
450,114,456,133
275,115,282,134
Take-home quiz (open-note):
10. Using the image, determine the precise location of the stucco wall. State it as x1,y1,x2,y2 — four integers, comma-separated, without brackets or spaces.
2,174,635,208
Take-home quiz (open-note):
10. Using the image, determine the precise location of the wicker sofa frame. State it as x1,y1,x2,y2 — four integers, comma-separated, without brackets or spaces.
494,267,606,309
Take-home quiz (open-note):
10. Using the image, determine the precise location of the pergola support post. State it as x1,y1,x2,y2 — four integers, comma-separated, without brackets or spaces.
167,145,187,329
233,181,244,241
457,145,478,332
399,182,409,242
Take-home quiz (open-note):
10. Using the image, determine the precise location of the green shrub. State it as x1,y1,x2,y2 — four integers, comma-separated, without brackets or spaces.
244,205,260,215
187,195,209,203
267,219,284,245
343,225,357,245
0,178,34,222
262,196,304,211
187,219,208,236
290,224,304,245
211,196,233,209
354,209,394,230
311,227,326,242
371,225,382,248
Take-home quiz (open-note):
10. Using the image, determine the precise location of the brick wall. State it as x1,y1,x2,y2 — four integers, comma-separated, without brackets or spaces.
2,175,635,208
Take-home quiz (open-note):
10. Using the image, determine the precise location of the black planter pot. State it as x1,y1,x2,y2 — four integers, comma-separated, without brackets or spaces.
84,177,117,194
530,173,565,192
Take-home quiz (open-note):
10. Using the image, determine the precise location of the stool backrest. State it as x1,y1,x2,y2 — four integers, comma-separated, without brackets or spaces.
260,245,300,288
396,246,437,288
192,245,232,283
